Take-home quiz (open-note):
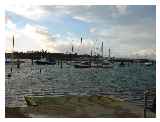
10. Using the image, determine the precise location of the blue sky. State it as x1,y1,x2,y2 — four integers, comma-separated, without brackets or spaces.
5,5,156,59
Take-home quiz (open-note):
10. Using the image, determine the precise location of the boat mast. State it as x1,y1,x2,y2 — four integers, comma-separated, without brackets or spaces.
71,41,74,54
108,48,111,59
101,41,103,58
11,35,14,73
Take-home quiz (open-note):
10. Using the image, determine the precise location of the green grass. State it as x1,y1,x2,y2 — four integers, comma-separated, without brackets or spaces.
25,96,128,111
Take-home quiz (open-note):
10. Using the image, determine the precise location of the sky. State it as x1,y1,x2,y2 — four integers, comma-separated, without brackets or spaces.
5,5,156,59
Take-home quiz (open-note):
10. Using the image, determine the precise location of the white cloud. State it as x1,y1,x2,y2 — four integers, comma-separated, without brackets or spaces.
6,20,57,52
54,38,94,55
131,48,156,59
5,6,155,59
6,19,16,31
88,22,155,59
115,5,128,15
72,16,91,23
5,20,94,54
6,5,48,21
90,27,96,33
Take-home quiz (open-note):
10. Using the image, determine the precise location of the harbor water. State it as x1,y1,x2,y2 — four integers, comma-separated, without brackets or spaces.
5,61,156,107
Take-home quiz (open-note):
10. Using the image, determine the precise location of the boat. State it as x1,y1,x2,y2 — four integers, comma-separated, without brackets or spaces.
66,61,81,66
34,58,56,65
93,58,113,68
144,62,153,66
74,61,91,68
119,62,125,67
102,61,113,68
5,59,25,64
5,59,12,64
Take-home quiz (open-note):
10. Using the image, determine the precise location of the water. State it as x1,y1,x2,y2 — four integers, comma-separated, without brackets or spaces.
5,61,156,107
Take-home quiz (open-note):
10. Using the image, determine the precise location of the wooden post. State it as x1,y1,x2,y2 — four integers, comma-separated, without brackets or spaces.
58,60,59,66
31,58,33,65
60,60,63,69
17,59,20,68
10,67,12,73
144,91,148,118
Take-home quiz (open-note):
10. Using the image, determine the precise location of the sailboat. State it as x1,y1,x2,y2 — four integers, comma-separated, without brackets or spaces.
92,42,113,68
6,36,14,64
101,48,113,68
6,36,25,65
6,35,14,77
74,61,91,68
73,37,92,68
102,60,113,68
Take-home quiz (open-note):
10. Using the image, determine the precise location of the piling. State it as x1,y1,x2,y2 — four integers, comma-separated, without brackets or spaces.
144,90,148,118
17,59,20,68
17,63,20,68
58,60,60,66
31,58,33,65
60,60,63,69
10,67,12,72
40,69,41,73
7,73,12,78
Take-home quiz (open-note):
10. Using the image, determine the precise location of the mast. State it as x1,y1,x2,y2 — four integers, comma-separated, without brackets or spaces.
71,44,74,53
108,48,111,59
91,50,92,57
81,37,82,44
101,41,103,58
11,35,14,73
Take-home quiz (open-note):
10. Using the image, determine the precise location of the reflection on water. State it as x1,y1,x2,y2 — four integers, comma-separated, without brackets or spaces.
5,62,156,107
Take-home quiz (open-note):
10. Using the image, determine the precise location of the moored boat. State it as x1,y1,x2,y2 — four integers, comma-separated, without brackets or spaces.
144,62,153,66
74,61,91,68
34,58,56,65
119,62,125,67
102,61,113,68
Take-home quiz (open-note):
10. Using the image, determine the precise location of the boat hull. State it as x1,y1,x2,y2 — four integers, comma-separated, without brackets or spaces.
34,60,56,65
74,64,91,68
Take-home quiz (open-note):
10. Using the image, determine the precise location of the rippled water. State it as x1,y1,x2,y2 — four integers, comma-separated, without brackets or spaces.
5,61,156,107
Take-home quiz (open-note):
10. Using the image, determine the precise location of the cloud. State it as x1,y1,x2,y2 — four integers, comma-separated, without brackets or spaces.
54,38,94,55
89,27,96,33
5,19,94,54
131,48,156,59
72,16,91,23
114,5,128,15
5,18,16,31
88,19,155,59
5,5,156,59
6,20,57,52
6,5,48,21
